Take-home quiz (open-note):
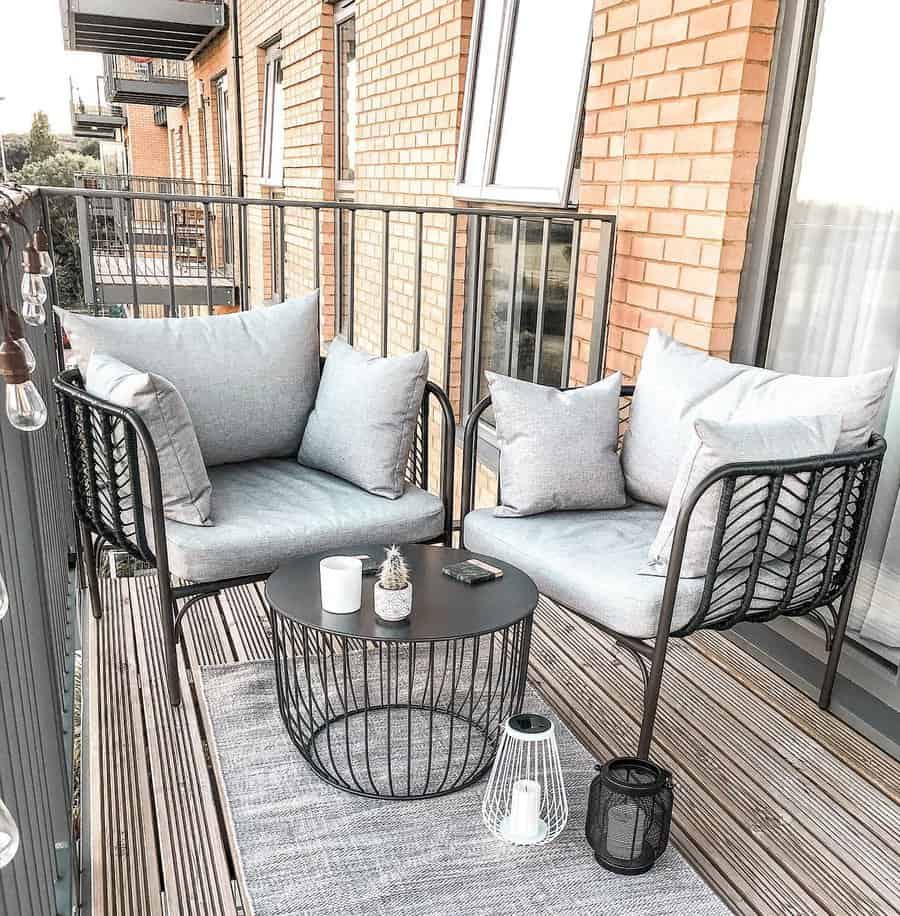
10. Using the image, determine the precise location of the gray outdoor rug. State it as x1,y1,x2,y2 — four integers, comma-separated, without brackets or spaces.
200,659,730,916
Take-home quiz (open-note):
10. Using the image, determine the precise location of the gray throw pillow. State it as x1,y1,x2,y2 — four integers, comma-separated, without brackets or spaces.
298,339,428,499
85,352,213,527
57,293,320,467
643,414,842,579
486,370,627,518
623,329,891,507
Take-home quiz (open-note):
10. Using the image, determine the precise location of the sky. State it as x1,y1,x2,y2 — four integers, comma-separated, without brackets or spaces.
0,0,104,135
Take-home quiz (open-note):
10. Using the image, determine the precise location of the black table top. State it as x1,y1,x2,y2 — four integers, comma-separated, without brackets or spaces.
265,544,538,642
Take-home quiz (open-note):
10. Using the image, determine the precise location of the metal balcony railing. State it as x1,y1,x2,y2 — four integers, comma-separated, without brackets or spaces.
69,84,126,139
104,55,190,106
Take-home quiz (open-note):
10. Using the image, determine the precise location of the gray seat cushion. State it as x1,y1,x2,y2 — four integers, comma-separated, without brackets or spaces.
158,459,444,581
463,504,704,639
57,294,321,467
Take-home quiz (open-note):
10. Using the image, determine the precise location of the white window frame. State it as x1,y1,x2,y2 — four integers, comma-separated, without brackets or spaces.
453,0,593,208
260,42,284,187
334,0,357,193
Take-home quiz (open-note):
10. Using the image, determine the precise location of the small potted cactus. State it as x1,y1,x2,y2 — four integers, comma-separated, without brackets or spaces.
374,545,412,623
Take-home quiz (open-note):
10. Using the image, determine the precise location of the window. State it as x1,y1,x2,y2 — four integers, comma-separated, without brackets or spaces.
335,2,357,187
260,43,284,185
455,0,594,206
214,73,231,188
468,217,580,413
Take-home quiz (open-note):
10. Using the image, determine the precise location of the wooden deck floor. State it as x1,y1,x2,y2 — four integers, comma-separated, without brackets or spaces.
84,575,900,916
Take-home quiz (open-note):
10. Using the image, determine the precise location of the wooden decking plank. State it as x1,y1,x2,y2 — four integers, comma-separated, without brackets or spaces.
692,631,900,802
218,583,272,663
130,578,238,916
88,578,164,915
668,637,900,851
533,602,841,916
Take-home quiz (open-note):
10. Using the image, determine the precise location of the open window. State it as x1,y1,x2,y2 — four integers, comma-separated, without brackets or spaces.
260,42,284,186
454,0,594,207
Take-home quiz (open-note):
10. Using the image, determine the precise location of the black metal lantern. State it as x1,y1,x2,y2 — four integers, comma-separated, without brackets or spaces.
586,757,673,875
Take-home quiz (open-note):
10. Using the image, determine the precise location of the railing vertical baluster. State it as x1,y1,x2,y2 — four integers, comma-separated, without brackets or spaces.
413,211,423,352
203,201,213,314
442,212,457,396
123,194,140,318
560,219,581,387
313,207,320,292
240,204,250,311
40,193,65,370
504,217,521,377
382,210,390,356
164,198,176,318
278,203,286,302
469,215,486,407
335,207,344,337
348,208,355,345
532,218,551,385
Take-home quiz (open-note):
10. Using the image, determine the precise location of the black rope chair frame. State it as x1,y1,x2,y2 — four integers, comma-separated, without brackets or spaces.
54,362,456,707
460,384,886,759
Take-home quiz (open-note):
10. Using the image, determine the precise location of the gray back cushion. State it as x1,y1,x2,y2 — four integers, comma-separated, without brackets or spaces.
298,339,428,499
85,352,213,526
623,329,892,507
57,294,320,466
643,414,841,579
486,371,627,517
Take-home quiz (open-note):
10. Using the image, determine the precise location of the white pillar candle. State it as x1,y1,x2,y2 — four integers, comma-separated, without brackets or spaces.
508,779,541,839
319,556,363,614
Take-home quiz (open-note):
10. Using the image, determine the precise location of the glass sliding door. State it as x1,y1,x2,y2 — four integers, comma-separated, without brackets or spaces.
749,0,900,711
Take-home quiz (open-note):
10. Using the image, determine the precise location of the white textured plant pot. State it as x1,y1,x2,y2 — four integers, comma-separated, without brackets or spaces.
374,582,412,623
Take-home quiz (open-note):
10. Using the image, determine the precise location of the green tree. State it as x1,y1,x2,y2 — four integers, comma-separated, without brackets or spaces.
14,151,100,307
78,139,100,160
27,111,60,163
2,135,29,173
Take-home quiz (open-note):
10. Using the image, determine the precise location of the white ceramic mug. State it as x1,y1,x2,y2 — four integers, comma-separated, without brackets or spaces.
319,556,363,614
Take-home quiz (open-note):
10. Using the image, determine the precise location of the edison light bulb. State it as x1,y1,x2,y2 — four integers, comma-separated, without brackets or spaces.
38,251,54,277
21,272,47,308
14,338,36,373
21,297,46,327
0,572,7,621
0,799,19,868
5,379,47,431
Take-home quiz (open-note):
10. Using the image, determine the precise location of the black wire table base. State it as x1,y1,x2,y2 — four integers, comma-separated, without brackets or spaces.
270,612,533,800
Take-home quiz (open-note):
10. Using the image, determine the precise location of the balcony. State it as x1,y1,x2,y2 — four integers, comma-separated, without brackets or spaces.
59,0,227,60
153,104,168,126
1,183,899,916
104,54,189,106
70,100,125,139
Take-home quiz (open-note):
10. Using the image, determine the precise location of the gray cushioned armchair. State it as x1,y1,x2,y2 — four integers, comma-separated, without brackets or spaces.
460,385,885,759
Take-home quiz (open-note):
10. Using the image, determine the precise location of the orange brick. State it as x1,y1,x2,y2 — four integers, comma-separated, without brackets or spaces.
681,65,722,95
673,319,713,348
644,260,681,287
654,157,693,180
630,236,666,260
649,211,685,235
663,236,703,264
639,310,676,334
636,183,672,208
671,183,707,209
608,1,639,31
626,282,660,308
705,31,750,64
685,212,726,240
697,93,741,123
640,129,677,154
658,287,696,316
629,102,661,128
652,15,690,46
674,124,715,153
633,48,668,76
638,0,675,22
645,72,683,100
666,40,706,70
659,98,697,125
688,4,730,38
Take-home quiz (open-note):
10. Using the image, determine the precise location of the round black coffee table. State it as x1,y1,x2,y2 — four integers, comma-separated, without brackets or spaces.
266,544,538,800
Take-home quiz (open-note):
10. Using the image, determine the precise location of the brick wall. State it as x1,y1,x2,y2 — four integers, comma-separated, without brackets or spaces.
576,0,777,381
122,105,170,177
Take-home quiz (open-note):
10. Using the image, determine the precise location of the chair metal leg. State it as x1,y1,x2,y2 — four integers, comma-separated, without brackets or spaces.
79,523,103,621
819,587,853,710
158,570,182,707
637,632,669,760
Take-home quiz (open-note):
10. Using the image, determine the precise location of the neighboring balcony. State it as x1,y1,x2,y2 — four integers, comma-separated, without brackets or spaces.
70,100,125,139
104,55,189,106
60,0,227,60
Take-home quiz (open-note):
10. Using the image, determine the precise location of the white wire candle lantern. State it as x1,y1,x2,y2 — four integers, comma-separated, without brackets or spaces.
482,713,568,845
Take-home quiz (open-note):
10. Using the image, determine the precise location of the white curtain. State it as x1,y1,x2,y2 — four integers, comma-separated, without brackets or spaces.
765,0,900,651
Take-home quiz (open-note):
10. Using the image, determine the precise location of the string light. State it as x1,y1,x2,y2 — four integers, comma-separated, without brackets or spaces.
0,799,20,868
33,226,54,277
20,242,48,327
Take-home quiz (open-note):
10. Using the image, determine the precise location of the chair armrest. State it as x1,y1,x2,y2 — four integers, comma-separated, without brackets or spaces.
53,368,169,565
422,379,455,546
659,433,886,636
